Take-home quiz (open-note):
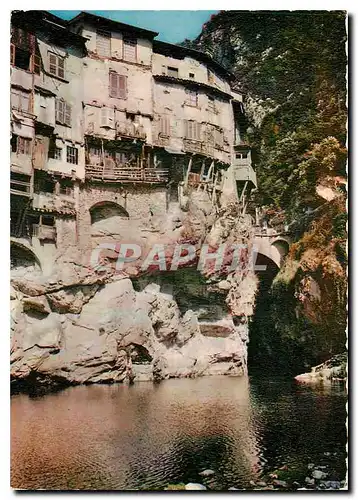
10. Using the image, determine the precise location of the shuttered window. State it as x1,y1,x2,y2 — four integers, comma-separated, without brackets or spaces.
100,107,115,127
11,89,30,112
96,29,111,57
159,116,170,136
49,52,65,79
208,95,216,111
109,72,127,99
185,89,198,107
123,36,137,62
55,99,71,126
16,136,32,155
184,120,201,141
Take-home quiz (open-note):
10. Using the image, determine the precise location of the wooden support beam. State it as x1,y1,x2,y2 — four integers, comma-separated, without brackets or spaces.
184,157,192,189
207,160,215,183
198,159,206,191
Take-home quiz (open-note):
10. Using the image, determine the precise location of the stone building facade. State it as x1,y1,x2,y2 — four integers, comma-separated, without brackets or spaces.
10,10,257,277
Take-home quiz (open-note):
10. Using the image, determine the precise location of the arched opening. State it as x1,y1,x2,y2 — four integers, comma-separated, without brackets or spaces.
89,201,129,237
248,252,280,374
10,241,41,276
271,239,290,266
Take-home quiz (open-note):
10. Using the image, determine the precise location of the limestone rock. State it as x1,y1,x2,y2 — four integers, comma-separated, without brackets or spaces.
185,483,207,490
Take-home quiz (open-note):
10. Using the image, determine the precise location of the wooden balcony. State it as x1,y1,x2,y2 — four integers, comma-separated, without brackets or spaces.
85,164,168,184
232,162,257,187
183,139,203,154
32,224,56,241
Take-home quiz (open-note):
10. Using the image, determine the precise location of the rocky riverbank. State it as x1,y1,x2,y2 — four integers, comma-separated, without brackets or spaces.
11,195,258,392
295,353,347,384
163,459,347,491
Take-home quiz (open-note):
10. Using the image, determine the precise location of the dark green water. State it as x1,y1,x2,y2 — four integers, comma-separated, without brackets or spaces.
11,375,347,490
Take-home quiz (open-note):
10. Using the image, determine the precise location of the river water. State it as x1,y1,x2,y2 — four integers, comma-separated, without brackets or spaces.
11,376,347,490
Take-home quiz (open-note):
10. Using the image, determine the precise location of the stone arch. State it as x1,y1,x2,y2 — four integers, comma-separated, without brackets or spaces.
10,240,42,274
89,201,129,224
271,238,290,264
89,201,130,239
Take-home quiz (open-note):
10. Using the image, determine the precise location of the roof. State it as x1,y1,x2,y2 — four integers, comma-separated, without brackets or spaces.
153,40,234,81
67,11,159,39
153,74,233,100
11,11,87,49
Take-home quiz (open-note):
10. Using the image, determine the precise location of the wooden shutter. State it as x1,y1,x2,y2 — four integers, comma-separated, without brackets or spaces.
109,72,127,99
31,54,41,75
49,53,57,75
58,57,65,78
64,103,71,126
118,75,127,99
123,37,137,62
96,30,111,57
10,43,15,65
160,116,170,136
33,137,46,169
109,72,118,97
55,99,64,123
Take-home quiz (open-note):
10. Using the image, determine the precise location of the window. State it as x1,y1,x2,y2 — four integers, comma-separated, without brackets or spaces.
185,89,198,107
100,107,115,128
123,36,137,62
11,88,31,112
48,53,65,79
236,152,248,159
59,181,73,196
109,72,127,99
11,134,32,155
49,146,62,160
11,44,41,74
55,99,71,126
159,116,170,136
96,29,111,57
167,66,179,78
184,120,201,141
208,95,216,112
66,146,78,165
42,215,55,226
14,47,31,71
189,72,195,79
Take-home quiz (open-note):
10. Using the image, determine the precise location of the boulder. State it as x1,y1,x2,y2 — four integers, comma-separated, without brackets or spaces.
185,483,207,490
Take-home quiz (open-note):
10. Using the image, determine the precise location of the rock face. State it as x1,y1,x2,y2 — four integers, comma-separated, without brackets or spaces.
11,191,257,391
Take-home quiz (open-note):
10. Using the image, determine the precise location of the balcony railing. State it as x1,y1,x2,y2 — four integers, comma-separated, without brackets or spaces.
10,179,31,197
115,121,146,140
85,164,168,183
32,224,56,241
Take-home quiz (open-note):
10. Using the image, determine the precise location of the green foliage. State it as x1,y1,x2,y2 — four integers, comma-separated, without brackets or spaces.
187,11,347,371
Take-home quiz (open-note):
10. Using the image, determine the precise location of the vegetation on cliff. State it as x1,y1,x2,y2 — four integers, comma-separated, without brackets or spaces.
184,11,347,372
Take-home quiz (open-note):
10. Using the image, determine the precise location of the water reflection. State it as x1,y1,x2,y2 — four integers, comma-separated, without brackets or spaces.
11,376,346,490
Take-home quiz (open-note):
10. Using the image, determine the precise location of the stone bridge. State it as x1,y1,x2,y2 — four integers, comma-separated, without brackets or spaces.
253,228,291,269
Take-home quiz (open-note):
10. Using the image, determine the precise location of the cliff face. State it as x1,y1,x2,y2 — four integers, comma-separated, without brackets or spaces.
11,188,257,391
186,11,347,372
